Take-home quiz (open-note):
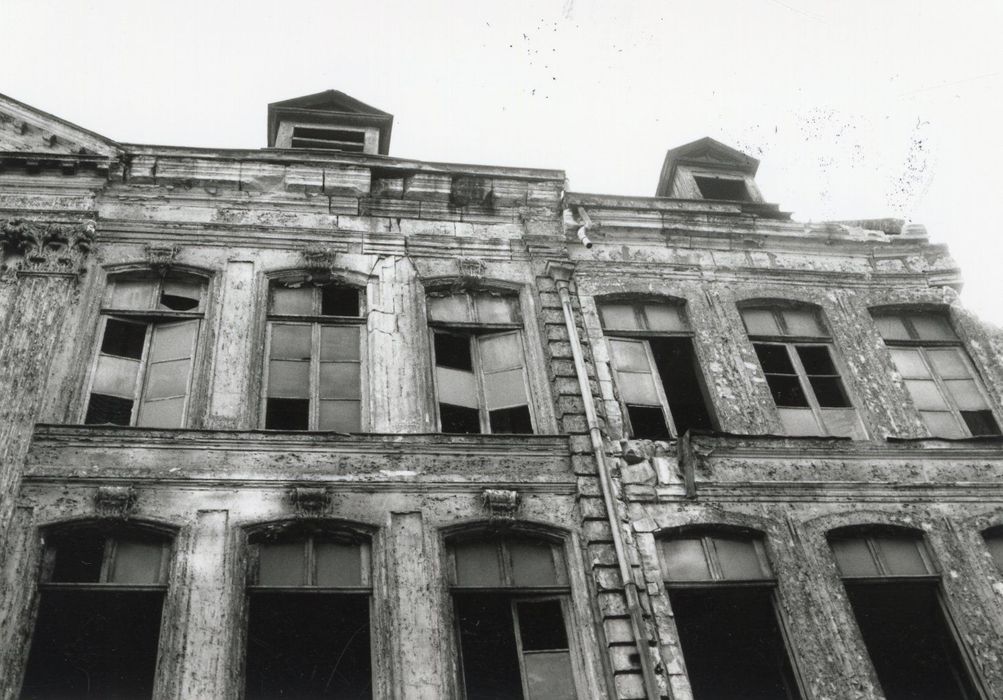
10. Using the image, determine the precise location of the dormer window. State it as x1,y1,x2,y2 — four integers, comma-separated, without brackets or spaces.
693,176,751,201
267,90,393,155
290,126,366,152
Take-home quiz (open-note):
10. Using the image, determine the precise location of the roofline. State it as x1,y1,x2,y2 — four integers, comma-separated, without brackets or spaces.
0,92,122,153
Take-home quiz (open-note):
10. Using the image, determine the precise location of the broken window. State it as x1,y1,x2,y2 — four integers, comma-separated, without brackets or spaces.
741,305,864,438
829,529,982,699
84,272,206,428
263,279,363,432
659,530,802,699
693,175,751,201
599,300,714,439
873,310,1001,438
449,534,576,699
20,526,171,699
428,291,535,434
245,529,372,699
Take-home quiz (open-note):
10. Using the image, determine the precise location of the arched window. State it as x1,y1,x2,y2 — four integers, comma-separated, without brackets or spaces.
741,304,863,438
85,271,206,428
872,308,1000,438
244,526,372,698
598,299,714,439
448,532,576,699
828,528,981,699
20,524,172,698
428,289,534,434
659,529,801,699
262,276,364,431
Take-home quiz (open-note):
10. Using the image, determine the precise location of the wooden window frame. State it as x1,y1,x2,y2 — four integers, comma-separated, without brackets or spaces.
261,282,366,432
247,534,372,593
40,531,172,592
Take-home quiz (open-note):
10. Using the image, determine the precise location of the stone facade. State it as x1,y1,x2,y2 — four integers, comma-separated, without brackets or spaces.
0,91,1001,699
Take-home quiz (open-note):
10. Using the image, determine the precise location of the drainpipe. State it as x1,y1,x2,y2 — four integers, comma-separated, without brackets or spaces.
548,262,663,700
568,205,595,249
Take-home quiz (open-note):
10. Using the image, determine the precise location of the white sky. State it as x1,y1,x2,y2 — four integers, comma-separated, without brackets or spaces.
4,0,1001,323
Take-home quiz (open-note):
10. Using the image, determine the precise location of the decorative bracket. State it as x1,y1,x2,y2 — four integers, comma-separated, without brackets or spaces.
302,245,342,274
482,488,520,520
144,243,179,274
291,486,332,514
94,485,138,518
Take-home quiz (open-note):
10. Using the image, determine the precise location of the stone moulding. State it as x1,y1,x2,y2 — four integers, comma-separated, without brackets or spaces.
94,485,138,517
482,488,520,519
0,218,96,277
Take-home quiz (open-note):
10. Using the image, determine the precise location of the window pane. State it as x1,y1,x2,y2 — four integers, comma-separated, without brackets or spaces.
516,599,569,651
889,348,930,378
927,348,969,379
474,294,518,324
50,532,106,583
945,379,988,411
85,394,134,425
874,537,929,575
598,303,640,331
258,542,305,586
440,404,482,433
661,538,711,581
808,376,851,408
315,541,362,587
319,362,360,399
796,345,837,375
110,278,157,309
270,285,314,315
783,309,825,337
910,315,956,341
523,651,576,700
478,332,522,372
921,411,966,438
136,396,186,428
766,376,809,407
831,538,879,576
320,325,360,362
714,537,769,580
110,540,164,584
268,360,310,398
754,343,795,374
320,286,360,316
489,406,534,434
821,409,864,439
92,355,141,397
961,411,1001,437
483,368,528,411
318,400,361,432
148,320,197,363
454,541,502,586
434,332,473,371
509,540,559,586
778,407,822,435
160,276,203,311
265,398,309,430
144,359,190,399
436,367,478,408
741,309,781,336
427,294,470,323
874,314,911,340
270,324,311,359
101,319,148,360
455,594,523,700
627,405,671,439
643,304,687,332
618,371,661,405
906,379,950,410
609,338,650,372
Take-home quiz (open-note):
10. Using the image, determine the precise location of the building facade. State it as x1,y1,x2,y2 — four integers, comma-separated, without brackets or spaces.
0,90,1002,700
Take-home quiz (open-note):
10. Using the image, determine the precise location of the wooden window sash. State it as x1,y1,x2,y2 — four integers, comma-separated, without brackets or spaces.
509,595,576,700
914,346,996,437
607,336,677,438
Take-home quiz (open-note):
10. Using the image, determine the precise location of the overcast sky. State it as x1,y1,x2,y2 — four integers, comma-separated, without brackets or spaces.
4,0,1001,323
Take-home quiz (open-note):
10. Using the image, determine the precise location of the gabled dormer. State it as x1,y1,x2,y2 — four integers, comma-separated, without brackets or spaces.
266,90,393,155
655,137,763,202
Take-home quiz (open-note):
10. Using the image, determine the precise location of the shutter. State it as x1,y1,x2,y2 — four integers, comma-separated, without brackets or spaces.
136,319,199,428
478,331,529,411
608,338,660,406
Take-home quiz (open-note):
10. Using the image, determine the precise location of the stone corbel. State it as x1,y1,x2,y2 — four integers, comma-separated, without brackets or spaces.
94,485,138,518
482,488,520,520
302,245,342,274
291,486,332,514
1,218,96,277
144,243,179,274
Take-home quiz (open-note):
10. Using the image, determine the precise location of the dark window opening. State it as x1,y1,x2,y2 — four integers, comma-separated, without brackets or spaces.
85,394,134,426
627,405,671,440
159,293,199,311
245,592,371,700
516,599,568,651
434,333,473,371
489,406,533,434
101,319,146,359
291,127,366,152
50,531,107,583
321,287,361,317
265,398,310,430
796,346,850,408
440,403,481,434
844,582,978,700
694,176,751,201
755,344,810,407
456,594,525,700
649,337,715,434
671,587,801,700
961,410,1001,437
21,589,164,700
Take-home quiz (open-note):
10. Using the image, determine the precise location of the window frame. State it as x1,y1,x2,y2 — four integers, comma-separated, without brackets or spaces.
427,289,537,435
874,310,1001,438
260,278,367,432
598,298,716,439
742,304,865,438
82,271,209,428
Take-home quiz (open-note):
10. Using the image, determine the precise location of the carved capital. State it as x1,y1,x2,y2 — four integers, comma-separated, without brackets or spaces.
1,218,96,277
144,243,179,273
94,485,138,517
482,488,520,520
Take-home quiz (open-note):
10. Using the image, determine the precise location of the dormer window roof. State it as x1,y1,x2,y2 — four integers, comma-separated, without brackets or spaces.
267,90,393,155
656,137,762,201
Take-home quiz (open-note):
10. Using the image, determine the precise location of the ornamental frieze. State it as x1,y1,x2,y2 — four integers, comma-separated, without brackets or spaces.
1,218,96,277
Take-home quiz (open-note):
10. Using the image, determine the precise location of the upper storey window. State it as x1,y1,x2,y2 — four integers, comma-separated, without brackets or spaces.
85,272,205,428
742,305,863,438
874,310,1000,438
598,300,714,439
263,279,363,432
428,290,534,434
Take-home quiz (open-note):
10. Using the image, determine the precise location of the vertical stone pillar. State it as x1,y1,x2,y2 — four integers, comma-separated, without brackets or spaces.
0,506,40,700
160,510,240,700
206,260,256,429
388,512,444,699
368,256,432,432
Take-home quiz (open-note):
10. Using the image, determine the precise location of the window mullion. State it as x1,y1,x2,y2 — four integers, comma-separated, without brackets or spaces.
787,344,826,433
310,322,321,430
702,537,724,581
100,538,117,583
509,600,534,700
643,339,678,436
132,323,156,425
470,334,491,434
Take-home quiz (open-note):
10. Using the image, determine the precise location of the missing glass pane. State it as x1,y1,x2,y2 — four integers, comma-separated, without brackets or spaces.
516,599,568,651
627,405,671,440
489,406,533,434
693,176,751,201
754,344,795,374
434,332,473,371
321,286,360,316
764,375,809,408
85,393,134,425
440,403,481,433
649,337,714,434
807,376,850,408
101,319,147,360
961,410,1001,436
455,594,524,700
265,398,309,430
50,531,106,583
